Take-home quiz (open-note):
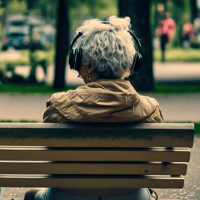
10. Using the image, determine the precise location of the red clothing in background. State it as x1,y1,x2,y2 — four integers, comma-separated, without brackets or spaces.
183,22,195,41
157,18,176,41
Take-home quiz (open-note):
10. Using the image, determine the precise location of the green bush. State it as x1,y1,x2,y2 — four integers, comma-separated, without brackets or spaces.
0,61,8,83
0,83,77,94
190,42,200,49
0,69,7,83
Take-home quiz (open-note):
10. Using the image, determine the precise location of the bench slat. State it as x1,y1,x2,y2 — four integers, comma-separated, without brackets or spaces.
0,148,191,162
0,136,194,148
0,175,184,188
0,123,194,148
0,162,187,175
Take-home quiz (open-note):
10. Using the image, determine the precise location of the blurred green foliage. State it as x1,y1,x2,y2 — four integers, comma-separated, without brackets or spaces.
0,83,77,94
0,0,196,47
0,82,199,95
70,0,118,36
0,0,118,35
0,119,39,123
0,0,199,85
7,0,27,14
1,0,57,18
154,83,200,94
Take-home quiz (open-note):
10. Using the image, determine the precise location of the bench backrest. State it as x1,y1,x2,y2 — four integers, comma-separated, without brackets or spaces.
0,123,194,195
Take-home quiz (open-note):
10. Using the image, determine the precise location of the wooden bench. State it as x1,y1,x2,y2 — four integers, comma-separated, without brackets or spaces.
0,123,194,197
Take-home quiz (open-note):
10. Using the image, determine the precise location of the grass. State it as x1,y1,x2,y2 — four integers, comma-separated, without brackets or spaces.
195,123,200,134
0,119,39,123
154,48,200,62
0,83,199,95
0,83,78,95
154,83,200,94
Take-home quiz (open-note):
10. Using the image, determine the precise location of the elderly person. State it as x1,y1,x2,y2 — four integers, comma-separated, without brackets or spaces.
24,15,163,200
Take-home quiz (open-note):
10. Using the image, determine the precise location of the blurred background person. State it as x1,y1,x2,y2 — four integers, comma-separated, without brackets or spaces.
156,12,176,62
193,12,200,44
153,3,166,49
182,21,195,49
155,3,166,27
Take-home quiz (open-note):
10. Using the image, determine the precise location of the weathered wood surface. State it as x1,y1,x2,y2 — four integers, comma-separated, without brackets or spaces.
0,122,194,130
0,175,184,188
0,123,194,147
0,136,194,147
0,162,187,175
0,147,190,162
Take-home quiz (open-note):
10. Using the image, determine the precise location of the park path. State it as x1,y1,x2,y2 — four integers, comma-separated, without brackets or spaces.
0,93,200,122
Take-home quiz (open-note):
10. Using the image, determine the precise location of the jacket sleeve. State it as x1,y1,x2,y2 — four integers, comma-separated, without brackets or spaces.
43,99,72,123
141,106,164,123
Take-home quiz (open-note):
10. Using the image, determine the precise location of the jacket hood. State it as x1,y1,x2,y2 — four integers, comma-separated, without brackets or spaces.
43,79,164,123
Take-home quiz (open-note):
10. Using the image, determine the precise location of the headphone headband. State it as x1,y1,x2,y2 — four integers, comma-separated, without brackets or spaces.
70,32,83,50
128,30,142,53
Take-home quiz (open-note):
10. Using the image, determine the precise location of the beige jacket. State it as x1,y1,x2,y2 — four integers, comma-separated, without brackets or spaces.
43,79,164,123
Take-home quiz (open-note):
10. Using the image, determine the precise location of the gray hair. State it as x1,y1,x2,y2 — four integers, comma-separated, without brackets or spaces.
72,16,136,79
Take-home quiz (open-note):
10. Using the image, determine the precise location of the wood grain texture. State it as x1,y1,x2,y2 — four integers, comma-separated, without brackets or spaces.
0,175,184,188
0,123,194,147
0,148,191,162
0,122,194,130
0,162,187,175
0,136,194,147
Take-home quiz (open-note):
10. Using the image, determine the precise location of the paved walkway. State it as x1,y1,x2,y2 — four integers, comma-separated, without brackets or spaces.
0,93,200,122
154,62,200,84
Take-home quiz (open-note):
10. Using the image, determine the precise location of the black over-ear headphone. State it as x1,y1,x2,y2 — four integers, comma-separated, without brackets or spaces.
69,27,142,74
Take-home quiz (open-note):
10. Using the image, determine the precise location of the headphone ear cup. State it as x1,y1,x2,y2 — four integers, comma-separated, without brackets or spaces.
69,49,75,70
75,48,82,72
134,52,142,73
131,52,142,73
69,48,82,71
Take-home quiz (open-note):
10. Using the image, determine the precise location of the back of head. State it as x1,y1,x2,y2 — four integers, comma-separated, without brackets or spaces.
71,16,136,79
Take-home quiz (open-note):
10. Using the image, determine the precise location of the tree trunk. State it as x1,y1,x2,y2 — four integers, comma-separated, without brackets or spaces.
26,0,34,10
191,0,198,23
26,2,38,84
118,0,154,91
2,0,9,25
53,0,69,89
